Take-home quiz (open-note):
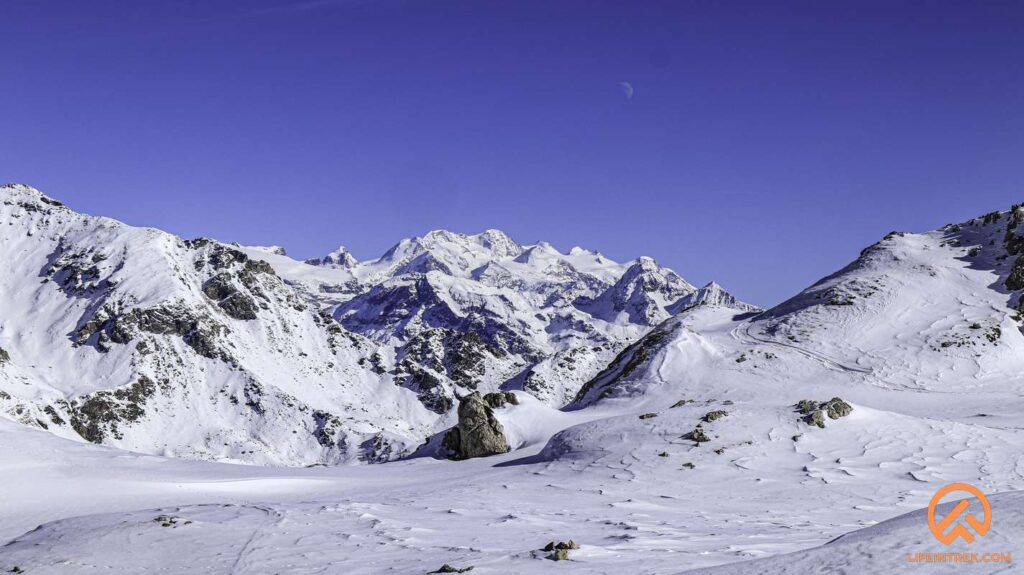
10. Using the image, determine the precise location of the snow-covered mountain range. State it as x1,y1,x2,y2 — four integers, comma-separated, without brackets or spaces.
3,183,1024,574
0,184,752,465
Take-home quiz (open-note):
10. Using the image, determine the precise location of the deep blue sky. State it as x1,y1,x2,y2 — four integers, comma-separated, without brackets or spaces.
3,1,1024,306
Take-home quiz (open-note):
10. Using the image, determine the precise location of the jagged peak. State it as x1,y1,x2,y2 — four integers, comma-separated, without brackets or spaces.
668,280,759,314
619,256,683,283
317,245,358,267
472,229,523,258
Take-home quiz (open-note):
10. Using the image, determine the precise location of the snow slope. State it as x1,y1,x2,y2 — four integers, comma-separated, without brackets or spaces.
0,184,752,463
0,184,436,465
687,490,1024,574
3,189,1024,574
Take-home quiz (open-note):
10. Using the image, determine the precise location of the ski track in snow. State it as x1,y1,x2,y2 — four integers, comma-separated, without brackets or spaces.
731,322,874,375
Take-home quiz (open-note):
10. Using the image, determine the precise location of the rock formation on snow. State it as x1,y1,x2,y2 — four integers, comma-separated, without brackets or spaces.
441,392,510,460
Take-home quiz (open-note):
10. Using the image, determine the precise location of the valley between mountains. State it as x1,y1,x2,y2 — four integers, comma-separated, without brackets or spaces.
2,183,1024,574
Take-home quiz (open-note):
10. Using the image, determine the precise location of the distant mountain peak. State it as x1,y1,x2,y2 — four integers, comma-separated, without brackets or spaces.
307,245,358,268
667,281,760,314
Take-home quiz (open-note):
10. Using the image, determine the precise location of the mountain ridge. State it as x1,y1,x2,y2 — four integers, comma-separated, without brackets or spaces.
0,183,754,463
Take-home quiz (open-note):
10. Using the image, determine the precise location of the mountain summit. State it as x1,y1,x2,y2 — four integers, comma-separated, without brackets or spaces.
0,185,752,463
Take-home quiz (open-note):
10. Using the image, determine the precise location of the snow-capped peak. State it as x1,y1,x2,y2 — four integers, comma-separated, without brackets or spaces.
307,245,358,268
0,187,745,463
667,281,760,313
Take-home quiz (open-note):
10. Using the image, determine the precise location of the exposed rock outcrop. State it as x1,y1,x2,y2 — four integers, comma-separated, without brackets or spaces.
796,397,853,428
702,410,728,423
483,391,518,409
542,540,579,561
442,392,509,460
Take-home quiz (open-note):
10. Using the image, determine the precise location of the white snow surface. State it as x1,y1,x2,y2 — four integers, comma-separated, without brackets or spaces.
2,186,1024,573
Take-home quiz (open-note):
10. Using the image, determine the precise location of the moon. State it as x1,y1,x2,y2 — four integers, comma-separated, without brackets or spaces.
618,81,634,100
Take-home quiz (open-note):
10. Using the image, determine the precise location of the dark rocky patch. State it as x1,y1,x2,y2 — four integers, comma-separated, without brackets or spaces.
73,302,233,362
312,410,343,447
202,273,259,320
69,376,157,443
702,410,728,423
359,433,405,463
1007,255,1024,291
542,540,579,561
483,391,518,409
796,397,852,428
684,425,711,443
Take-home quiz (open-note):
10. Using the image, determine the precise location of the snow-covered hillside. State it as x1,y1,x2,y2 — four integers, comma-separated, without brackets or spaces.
0,184,750,464
0,184,436,465
3,186,1024,574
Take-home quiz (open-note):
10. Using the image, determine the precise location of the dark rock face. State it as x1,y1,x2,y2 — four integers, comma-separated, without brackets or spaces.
399,363,452,414
1007,255,1024,291
0,346,9,364
442,392,509,460
38,240,120,300
202,273,259,320
187,240,276,276
78,303,232,362
69,376,158,443
391,328,511,414
312,410,343,447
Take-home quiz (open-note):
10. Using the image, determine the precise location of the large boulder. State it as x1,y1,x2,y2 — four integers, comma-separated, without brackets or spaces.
442,392,509,460
796,397,853,428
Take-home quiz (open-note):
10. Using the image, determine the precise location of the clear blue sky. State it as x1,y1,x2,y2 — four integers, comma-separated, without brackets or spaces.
3,1,1023,306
